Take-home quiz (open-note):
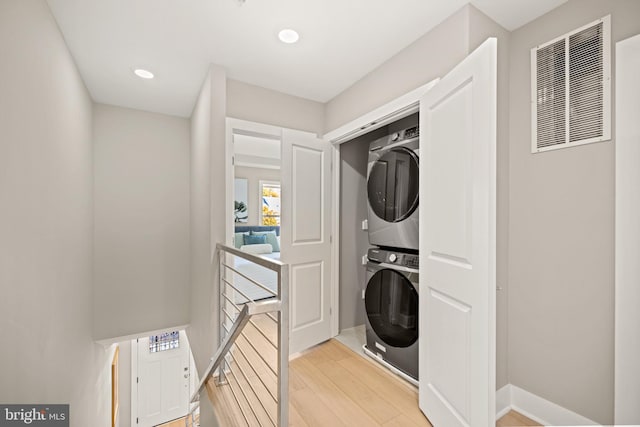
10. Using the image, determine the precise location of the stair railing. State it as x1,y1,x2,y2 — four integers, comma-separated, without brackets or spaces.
190,243,289,426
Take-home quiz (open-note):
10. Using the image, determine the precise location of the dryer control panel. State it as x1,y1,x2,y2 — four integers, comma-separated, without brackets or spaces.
369,125,420,152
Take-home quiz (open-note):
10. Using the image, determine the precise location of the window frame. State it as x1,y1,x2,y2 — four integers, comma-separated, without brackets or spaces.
259,180,281,226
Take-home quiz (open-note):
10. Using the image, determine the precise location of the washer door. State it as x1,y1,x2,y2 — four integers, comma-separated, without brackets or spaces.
367,147,419,223
365,268,419,348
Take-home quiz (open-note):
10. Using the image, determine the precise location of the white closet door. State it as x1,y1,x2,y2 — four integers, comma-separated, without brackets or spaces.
419,38,497,427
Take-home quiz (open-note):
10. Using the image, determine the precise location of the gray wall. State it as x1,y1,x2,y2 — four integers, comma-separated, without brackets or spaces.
0,1,116,425
93,104,191,340
187,66,225,427
339,130,383,330
235,166,281,226
324,6,472,133
508,1,640,424
227,79,324,135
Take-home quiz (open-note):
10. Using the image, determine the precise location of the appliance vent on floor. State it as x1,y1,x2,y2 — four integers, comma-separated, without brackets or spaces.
531,16,611,153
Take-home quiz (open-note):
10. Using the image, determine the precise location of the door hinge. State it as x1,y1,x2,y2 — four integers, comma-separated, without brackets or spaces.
136,377,139,384
232,155,235,165
136,417,139,424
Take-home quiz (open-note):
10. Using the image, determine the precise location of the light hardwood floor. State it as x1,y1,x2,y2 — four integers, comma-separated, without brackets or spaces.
206,335,539,427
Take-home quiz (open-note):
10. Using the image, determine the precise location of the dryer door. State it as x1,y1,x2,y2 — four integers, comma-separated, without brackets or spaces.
365,268,419,348
367,147,419,223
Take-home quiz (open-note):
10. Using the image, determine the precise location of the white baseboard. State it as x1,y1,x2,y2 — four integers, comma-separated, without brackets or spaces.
496,384,512,419
496,384,599,426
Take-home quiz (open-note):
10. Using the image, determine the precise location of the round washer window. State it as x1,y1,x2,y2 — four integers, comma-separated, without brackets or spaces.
365,269,418,348
367,147,419,223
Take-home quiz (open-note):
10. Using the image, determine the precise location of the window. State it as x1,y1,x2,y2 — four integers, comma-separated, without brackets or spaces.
149,331,180,353
260,181,281,226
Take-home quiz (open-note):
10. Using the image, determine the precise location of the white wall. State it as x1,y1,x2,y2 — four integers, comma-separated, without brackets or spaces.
234,166,281,226
93,104,191,340
0,0,115,425
508,1,640,423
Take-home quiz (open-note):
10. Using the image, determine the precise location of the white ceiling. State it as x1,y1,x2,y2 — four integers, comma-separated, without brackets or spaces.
46,0,567,118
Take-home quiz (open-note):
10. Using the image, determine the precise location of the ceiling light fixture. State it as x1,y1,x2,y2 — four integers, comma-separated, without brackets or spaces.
278,29,299,44
134,68,154,79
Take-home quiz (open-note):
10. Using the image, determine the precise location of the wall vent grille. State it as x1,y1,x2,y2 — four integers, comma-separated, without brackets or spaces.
531,16,611,153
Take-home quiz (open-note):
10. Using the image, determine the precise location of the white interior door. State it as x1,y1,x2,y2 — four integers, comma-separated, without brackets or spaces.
281,128,333,354
419,38,497,427
137,330,190,427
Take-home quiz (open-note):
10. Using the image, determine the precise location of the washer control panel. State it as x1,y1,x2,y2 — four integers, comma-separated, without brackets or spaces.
368,247,419,270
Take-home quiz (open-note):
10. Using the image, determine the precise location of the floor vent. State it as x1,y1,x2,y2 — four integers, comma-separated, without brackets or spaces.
531,16,611,153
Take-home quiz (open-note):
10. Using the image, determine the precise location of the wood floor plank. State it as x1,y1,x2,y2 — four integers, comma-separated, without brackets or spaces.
288,403,310,427
335,352,430,426
382,413,433,427
290,386,347,427
497,410,540,426
291,356,381,426
315,357,401,424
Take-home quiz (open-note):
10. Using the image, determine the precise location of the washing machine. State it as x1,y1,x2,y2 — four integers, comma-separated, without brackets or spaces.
367,125,419,251
364,247,419,382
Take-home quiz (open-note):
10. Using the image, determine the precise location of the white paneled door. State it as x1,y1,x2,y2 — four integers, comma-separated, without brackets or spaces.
281,129,333,354
137,330,190,427
419,38,497,426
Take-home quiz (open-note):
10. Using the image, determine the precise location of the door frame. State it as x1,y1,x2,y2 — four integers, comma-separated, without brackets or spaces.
225,118,340,338
323,80,438,336
614,33,640,424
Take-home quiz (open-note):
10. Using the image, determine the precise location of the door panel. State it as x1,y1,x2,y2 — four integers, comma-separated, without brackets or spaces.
428,84,473,264
419,38,497,427
282,129,333,354
292,145,324,243
291,261,324,330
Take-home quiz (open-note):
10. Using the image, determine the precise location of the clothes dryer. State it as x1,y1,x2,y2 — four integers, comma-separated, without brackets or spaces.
367,125,419,251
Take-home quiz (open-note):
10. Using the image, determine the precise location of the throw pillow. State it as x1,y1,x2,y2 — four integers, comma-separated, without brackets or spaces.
244,233,267,245
250,230,280,252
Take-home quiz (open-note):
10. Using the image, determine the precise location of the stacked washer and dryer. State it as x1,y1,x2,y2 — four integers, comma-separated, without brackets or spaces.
363,124,420,383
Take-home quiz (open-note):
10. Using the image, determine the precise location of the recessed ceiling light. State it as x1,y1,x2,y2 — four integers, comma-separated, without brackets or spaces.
278,29,299,44
134,68,154,79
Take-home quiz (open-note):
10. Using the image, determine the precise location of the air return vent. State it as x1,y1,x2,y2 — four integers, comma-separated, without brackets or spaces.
531,16,611,153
